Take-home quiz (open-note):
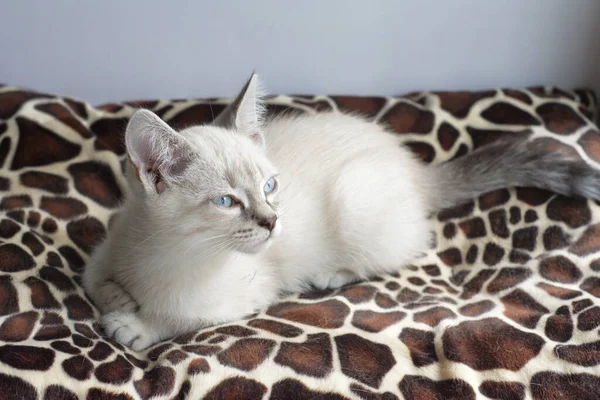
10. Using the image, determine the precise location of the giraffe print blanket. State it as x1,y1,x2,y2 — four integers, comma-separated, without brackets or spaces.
0,84,599,399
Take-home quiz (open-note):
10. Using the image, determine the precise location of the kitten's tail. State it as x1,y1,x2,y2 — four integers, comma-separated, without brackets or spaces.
427,136,600,213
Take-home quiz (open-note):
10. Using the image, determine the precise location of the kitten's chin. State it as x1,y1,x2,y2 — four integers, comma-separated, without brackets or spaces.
235,237,274,255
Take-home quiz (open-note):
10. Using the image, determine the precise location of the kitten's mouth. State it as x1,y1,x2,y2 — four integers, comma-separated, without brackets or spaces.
232,233,272,254
232,224,280,254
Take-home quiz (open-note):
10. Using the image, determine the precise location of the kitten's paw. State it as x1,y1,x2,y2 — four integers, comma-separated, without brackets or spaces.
97,280,138,313
102,312,156,351
328,270,361,289
313,270,361,290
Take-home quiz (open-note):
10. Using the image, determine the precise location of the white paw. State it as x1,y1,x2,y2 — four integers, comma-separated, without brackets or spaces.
101,312,155,351
312,274,332,290
312,270,361,290
97,280,138,313
328,270,360,289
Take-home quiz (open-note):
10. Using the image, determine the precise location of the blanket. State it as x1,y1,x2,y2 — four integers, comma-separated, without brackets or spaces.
0,84,599,399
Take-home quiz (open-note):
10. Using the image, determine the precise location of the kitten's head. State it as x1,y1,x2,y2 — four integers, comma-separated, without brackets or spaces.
124,74,280,255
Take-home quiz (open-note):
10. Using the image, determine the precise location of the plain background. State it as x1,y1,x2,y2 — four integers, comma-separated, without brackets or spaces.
2,0,599,104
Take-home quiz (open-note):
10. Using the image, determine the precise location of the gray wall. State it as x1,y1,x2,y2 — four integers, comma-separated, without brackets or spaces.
2,0,600,104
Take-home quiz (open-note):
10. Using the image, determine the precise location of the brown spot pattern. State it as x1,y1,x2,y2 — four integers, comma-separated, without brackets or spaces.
0,345,55,371
581,277,600,297
380,102,434,134
545,306,573,342
459,217,487,238
0,195,32,210
437,247,462,267
413,306,456,327
267,300,350,329
40,196,87,219
555,341,600,366
133,366,176,400
483,243,504,266
34,103,91,138
0,243,35,272
25,277,60,309
0,373,38,399
547,196,591,229
274,333,332,378
531,372,600,400
400,375,475,400
335,334,395,388
578,129,600,163
537,102,586,134
90,118,128,154
570,224,600,256
247,318,302,338
539,256,582,283
339,285,377,304
352,310,405,332
459,300,495,317
66,216,106,254
437,122,459,151
95,355,134,384
203,377,266,400
271,378,348,400
44,385,79,400
438,90,496,118
68,161,123,207
0,311,37,342
443,318,544,370
501,289,550,328
20,171,68,194
481,102,540,125
537,282,582,300
399,328,438,367
0,219,20,238
462,269,496,299
577,306,600,331
512,226,538,251
487,267,531,294
544,226,571,250
479,381,525,400
217,338,275,371
62,355,93,380
479,189,510,211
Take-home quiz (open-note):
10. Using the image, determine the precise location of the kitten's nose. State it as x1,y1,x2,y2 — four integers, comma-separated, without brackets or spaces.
257,216,277,232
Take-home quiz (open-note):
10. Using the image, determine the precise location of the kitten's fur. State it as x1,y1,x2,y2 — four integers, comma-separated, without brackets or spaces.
83,74,600,350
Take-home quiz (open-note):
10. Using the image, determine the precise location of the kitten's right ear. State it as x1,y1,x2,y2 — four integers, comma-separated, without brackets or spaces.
125,109,192,194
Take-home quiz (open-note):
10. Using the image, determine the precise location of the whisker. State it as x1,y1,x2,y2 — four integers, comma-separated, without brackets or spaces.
124,227,171,255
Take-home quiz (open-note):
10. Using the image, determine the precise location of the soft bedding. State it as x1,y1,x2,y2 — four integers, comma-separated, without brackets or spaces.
0,84,599,399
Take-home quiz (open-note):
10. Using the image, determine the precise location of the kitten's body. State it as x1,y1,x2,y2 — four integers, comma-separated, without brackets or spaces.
83,75,600,350
264,112,431,291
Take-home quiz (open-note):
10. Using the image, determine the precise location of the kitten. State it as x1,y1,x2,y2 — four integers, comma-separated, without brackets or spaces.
83,74,600,350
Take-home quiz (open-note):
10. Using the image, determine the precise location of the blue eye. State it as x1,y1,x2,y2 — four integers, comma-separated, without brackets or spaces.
213,195,234,208
264,177,277,194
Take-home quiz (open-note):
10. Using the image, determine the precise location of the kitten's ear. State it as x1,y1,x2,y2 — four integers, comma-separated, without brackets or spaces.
125,109,192,194
213,73,266,147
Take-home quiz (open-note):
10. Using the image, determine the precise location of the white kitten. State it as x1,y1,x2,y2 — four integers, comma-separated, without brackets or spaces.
83,74,600,350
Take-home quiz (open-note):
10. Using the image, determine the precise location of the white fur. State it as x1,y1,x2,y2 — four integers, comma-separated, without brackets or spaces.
82,74,432,350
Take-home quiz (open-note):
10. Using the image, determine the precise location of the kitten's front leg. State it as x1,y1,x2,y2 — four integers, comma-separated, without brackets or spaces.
95,279,139,313
95,280,161,351
102,312,160,351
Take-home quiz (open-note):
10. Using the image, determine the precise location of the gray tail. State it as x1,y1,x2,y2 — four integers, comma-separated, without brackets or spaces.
427,136,600,213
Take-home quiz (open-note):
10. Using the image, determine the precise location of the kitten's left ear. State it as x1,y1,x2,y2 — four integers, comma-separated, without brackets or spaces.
213,73,266,147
